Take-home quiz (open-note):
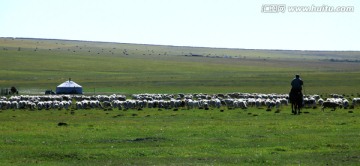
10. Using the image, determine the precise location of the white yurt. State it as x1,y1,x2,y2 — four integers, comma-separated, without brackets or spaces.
56,78,83,94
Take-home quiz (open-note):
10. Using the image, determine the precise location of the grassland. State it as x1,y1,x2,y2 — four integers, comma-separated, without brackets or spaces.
1,38,360,165
0,106,359,165
0,37,359,95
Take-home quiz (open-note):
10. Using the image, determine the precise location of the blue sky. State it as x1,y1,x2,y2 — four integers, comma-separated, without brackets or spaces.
1,0,359,50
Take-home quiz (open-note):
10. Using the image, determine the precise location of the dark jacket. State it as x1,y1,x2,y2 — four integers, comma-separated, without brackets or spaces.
291,78,303,90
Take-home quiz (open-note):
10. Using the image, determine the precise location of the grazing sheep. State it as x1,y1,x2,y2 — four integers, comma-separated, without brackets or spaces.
304,97,316,108
275,99,281,109
342,99,349,109
279,98,288,106
224,99,234,108
89,100,100,109
11,101,19,109
234,99,247,109
18,100,28,109
0,93,352,112
318,98,324,106
352,98,360,107
209,98,221,108
0,100,8,109
102,101,112,108
255,98,262,108
147,100,155,108
30,102,36,110
76,102,83,109
37,102,44,110
185,99,197,109
62,101,71,110
322,101,340,111
265,99,275,109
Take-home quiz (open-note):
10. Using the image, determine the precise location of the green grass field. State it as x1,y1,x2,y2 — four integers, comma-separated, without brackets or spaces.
0,107,359,165
1,37,359,95
1,37,360,165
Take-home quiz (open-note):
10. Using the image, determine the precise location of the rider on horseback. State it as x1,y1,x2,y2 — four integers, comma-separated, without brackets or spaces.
291,74,303,95
290,74,304,114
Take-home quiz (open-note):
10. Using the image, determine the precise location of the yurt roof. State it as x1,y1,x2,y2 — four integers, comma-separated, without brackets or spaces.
57,80,82,88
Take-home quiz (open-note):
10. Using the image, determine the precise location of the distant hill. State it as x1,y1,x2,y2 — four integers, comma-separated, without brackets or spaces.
2,37,359,61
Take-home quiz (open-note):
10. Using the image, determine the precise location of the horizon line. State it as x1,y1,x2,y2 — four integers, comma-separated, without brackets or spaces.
2,36,359,52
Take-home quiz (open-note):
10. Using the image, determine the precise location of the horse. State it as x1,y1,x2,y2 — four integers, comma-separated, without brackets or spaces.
289,90,303,115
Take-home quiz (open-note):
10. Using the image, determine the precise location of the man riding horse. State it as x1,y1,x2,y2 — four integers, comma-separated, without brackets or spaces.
290,74,303,114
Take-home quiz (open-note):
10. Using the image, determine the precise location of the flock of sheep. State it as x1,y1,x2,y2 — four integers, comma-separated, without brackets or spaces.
0,93,359,111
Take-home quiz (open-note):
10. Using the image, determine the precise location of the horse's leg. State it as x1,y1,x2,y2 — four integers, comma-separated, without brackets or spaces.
297,104,300,115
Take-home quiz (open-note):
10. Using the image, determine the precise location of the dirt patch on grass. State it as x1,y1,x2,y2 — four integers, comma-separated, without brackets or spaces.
126,137,167,142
